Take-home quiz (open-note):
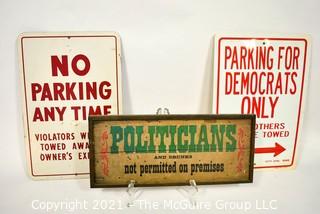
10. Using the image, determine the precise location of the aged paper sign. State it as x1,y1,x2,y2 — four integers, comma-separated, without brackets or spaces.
89,115,255,187
18,32,122,179
212,35,310,169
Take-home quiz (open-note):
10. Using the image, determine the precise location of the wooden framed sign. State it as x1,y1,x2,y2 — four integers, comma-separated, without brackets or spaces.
18,32,122,179
212,35,310,169
89,114,255,187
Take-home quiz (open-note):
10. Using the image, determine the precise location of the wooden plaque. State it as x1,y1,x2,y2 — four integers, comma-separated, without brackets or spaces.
89,114,255,187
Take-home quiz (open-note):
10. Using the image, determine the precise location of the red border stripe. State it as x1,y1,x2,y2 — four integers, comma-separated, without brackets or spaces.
21,35,120,177
216,37,308,169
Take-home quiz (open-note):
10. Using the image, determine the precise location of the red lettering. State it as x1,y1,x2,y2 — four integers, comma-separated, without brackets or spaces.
290,72,297,94
293,47,300,69
224,46,232,69
71,54,90,76
225,72,233,94
51,55,68,76
99,81,112,99
31,83,42,101
278,46,285,69
51,54,90,76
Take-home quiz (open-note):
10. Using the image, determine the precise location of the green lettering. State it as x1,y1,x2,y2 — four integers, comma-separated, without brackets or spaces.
188,125,197,152
124,126,135,153
169,126,177,153
136,126,147,153
156,126,169,153
147,126,156,153
211,125,225,152
178,125,189,152
197,125,209,152
226,125,237,152
111,126,123,153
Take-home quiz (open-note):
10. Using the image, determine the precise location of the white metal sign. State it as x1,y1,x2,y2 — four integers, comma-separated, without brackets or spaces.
18,32,122,179
212,35,310,169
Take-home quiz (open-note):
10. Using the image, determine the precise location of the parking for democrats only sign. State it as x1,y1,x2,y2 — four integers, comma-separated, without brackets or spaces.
18,32,122,179
212,35,310,169
89,115,255,187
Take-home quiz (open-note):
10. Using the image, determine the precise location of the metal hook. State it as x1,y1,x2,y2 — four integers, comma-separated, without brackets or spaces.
156,108,162,115
156,108,170,115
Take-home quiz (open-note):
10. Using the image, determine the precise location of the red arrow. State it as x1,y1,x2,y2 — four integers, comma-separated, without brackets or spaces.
255,143,286,157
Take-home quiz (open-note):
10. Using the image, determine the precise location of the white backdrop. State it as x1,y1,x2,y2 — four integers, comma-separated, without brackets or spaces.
0,0,319,213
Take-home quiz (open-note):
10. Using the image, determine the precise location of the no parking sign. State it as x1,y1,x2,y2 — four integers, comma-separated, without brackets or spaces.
212,35,310,168
18,32,122,179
